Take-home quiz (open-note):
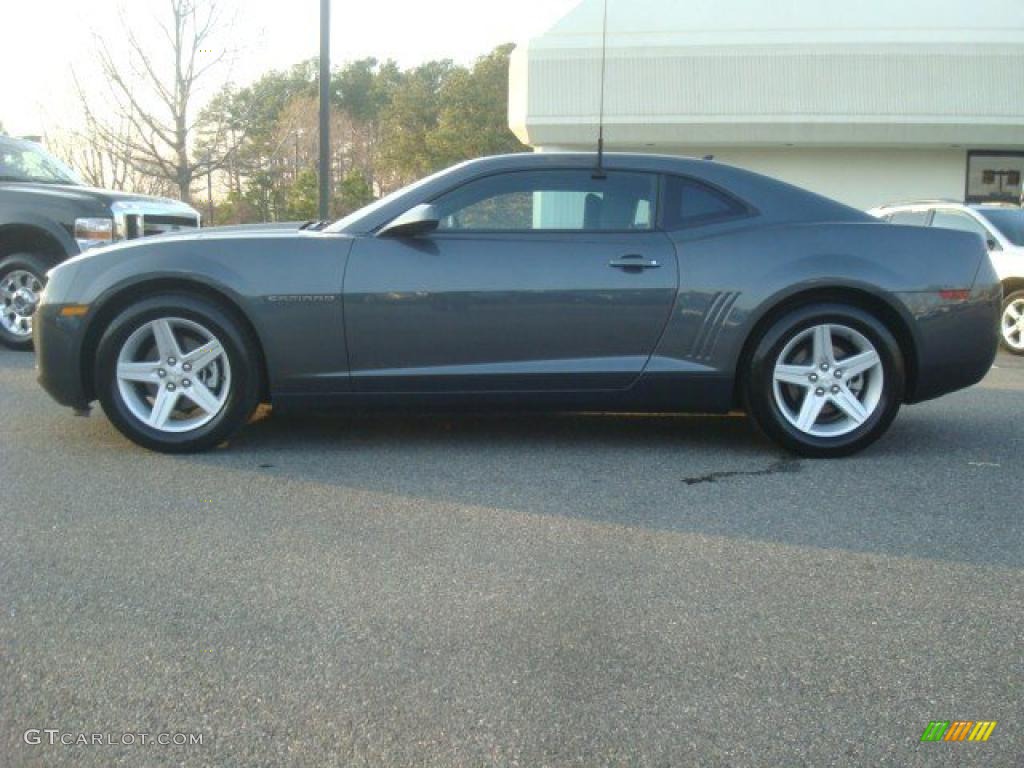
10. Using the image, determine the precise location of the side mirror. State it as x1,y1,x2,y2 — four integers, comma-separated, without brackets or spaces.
986,238,1001,252
379,204,440,238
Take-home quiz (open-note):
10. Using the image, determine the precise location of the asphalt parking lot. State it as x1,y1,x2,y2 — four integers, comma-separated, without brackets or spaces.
1,348,1022,767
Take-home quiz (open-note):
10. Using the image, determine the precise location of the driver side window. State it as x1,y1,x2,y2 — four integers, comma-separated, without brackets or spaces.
432,170,657,232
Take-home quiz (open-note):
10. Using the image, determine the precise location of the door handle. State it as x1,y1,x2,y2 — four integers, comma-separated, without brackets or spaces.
609,255,661,270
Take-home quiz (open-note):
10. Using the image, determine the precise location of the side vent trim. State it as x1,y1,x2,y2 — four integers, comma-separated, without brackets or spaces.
690,291,740,361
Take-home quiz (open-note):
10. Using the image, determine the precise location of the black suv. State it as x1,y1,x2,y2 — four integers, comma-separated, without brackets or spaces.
0,136,200,349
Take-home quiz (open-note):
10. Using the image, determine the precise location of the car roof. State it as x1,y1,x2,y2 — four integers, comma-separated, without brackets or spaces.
875,199,965,210
878,200,1022,211
332,152,873,234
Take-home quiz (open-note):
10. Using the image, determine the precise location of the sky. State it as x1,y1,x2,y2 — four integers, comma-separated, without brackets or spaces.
0,0,582,137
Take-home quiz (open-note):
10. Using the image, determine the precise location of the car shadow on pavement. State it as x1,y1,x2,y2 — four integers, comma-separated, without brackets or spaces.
165,401,1024,569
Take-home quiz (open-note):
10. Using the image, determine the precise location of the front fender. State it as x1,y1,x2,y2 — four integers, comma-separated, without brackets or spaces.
66,233,353,397
0,213,79,258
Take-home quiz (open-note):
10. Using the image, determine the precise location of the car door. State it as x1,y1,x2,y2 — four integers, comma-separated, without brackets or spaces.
343,169,679,392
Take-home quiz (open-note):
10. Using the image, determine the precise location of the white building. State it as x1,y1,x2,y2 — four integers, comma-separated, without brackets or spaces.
509,0,1024,210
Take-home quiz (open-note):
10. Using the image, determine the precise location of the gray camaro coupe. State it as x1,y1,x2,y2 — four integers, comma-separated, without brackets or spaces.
34,153,1000,456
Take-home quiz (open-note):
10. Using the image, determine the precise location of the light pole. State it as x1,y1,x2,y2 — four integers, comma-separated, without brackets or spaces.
205,154,214,227
318,0,331,220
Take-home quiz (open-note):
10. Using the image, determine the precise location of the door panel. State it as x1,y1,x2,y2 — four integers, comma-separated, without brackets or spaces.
343,231,678,392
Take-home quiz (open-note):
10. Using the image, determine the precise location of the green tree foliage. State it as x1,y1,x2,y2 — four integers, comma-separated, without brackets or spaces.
285,169,320,220
375,60,455,186
430,45,525,167
334,171,375,216
204,45,527,224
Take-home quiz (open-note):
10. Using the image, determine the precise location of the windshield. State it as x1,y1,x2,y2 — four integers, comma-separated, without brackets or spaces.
977,208,1024,247
325,163,466,233
0,137,82,184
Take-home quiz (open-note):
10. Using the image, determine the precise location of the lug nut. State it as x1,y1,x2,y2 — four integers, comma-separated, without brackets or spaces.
815,387,825,397
831,385,840,394
809,373,819,383
834,369,842,378
157,369,167,378
182,363,192,372
820,362,830,372
168,357,177,365
183,379,191,387
167,383,177,391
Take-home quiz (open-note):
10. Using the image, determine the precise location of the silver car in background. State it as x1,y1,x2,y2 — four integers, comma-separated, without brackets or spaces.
870,201,1024,354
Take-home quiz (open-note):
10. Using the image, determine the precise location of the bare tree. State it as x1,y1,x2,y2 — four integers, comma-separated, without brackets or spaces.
81,0,242,203
47,122,174,197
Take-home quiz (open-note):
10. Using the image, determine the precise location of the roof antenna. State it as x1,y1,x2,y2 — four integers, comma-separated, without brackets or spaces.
593,0,610,179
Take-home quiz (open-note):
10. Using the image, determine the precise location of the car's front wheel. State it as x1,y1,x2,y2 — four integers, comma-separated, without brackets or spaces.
0,253,49,350
1000,290,1024,355
95,294,261,452
744,303,905,458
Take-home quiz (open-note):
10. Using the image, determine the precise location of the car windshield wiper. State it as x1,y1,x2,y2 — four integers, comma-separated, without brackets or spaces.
299,220,331,231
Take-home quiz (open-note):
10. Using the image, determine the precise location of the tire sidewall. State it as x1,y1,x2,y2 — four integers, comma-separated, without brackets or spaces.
95,294,259,452
0,252,51,350
1000,290,1024,355
746,303,905,458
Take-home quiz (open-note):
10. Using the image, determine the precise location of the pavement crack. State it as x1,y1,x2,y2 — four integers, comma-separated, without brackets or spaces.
681,459,801,486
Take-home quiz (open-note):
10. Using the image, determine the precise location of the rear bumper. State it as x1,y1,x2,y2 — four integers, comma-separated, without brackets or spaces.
33,304,90,410
900,279,1001,404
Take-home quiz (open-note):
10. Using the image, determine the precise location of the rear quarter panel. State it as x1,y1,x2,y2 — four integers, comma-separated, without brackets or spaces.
652,220,993,400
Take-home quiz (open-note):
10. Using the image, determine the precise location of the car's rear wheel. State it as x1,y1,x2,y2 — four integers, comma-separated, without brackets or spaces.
1000,290,1024,355
0,253,49,350
744,303,905,457
95,294,261,452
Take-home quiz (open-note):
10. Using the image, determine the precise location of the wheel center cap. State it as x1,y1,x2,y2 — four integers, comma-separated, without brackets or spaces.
12,288,37,315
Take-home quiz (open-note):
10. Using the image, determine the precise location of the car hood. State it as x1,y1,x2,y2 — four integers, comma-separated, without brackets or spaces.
0,181,196,212
60,225,351,268
199,221,309,234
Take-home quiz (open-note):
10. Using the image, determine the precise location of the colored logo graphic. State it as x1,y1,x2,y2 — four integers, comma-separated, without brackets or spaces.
920,721,997,742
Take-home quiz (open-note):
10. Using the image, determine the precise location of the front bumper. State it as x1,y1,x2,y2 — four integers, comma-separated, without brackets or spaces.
34,304,91,410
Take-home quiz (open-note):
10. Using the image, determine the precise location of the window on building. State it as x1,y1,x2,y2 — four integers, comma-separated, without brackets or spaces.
432,170,658,232
662,176,750,230
888,210,930,227
967,152,1024,205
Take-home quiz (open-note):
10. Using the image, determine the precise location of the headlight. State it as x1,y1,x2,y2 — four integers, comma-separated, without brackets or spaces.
74,217,114,250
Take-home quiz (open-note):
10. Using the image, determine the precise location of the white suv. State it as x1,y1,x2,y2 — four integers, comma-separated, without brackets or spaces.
869,201,1024,355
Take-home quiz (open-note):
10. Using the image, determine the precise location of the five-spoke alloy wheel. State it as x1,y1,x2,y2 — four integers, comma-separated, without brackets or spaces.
745,303,905,457
96,294,261,452
116,318,233,432
1000,290,1024,355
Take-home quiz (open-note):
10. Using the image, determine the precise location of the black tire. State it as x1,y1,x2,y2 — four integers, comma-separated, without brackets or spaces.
999,289,1024,355
743,303,905,458
0,252,51,350
95,294,261,453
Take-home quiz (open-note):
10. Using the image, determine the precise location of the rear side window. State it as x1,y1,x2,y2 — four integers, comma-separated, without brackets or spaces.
888,210,930,226
930,210,993,240
662,176,750,230
978,208,1024,246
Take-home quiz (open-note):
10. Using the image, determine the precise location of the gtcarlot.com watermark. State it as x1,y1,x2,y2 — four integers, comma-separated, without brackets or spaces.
24,729,204,747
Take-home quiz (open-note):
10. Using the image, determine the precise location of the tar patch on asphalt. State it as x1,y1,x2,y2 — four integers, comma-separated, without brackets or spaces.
681,459,801,486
